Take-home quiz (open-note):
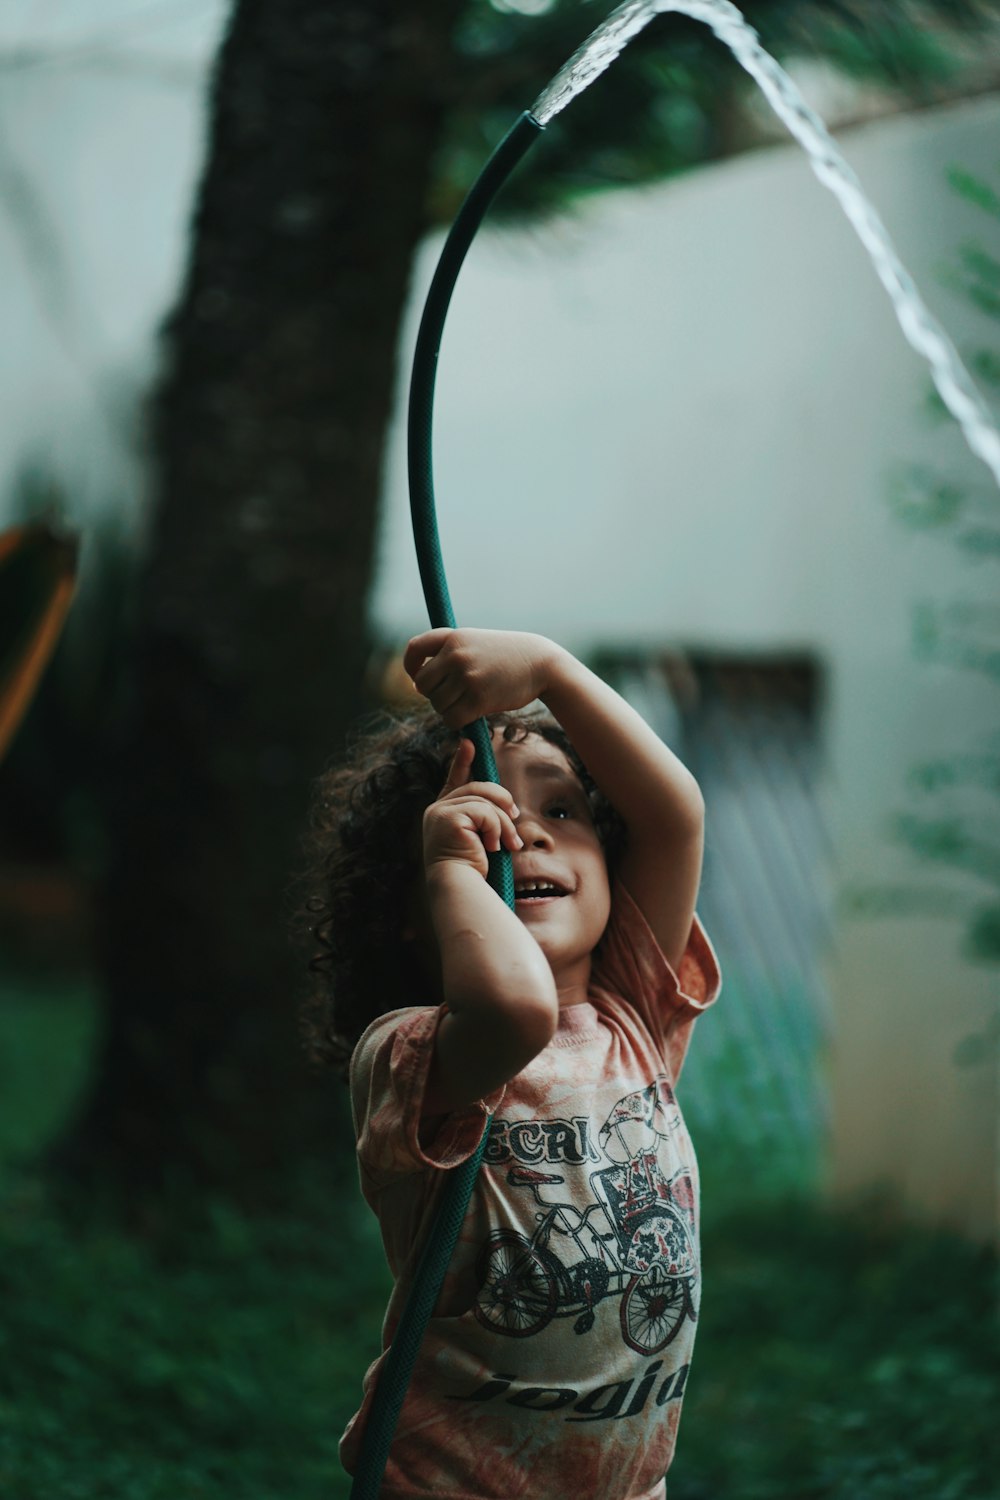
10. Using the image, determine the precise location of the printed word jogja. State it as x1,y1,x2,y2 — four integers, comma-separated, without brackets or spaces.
449,1362,689,1422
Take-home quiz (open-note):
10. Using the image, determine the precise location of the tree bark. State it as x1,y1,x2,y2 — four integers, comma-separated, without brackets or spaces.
61,0,464,1212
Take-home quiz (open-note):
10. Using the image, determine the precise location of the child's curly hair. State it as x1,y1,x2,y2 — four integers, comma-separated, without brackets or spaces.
300,708,626,1081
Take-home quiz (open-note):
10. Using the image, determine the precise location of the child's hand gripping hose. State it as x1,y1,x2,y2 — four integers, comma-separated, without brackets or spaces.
348,111,544,1499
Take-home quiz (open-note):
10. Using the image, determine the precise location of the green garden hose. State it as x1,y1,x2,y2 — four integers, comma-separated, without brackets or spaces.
348,110,544,1499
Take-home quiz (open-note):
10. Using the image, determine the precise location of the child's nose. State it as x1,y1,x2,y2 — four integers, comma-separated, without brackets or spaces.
516,812,554,849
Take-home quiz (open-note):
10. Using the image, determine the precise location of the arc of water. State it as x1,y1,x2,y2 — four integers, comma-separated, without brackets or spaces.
533,0,1000,491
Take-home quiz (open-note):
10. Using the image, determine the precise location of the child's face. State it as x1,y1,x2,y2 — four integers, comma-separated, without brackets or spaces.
494,731,611,986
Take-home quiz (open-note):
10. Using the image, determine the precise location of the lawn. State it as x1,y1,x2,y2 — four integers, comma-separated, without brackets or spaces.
1,972,996,1499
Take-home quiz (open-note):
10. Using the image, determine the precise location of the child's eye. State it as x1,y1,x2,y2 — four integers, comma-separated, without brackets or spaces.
546,803,572,820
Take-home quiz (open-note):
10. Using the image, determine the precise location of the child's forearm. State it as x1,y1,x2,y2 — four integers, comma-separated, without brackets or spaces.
538,643,704,841
538,642,704,968
427,862,558,1043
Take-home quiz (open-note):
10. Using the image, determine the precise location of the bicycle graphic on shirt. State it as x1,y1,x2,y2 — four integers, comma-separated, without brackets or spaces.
473,1079,699,1355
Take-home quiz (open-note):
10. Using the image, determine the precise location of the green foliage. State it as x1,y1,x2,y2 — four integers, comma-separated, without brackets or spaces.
431,7,721,222
971,348,1000,391
427,0,989,224
962,903,1000,964
947,166,1000,221
890,813,1000,886
0,967,378,1497
888,465,967,525
0,975,98,1165
675,1198,999,1500
805,9,955,90
911,600,1000,679
0,1171,995,1499
0,1173,391,1500
907,751,1000,795
1,973,995,1500
857,165,1000,968
938,240,1000,322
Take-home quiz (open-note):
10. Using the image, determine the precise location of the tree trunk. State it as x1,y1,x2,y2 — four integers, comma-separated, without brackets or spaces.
60,0,464,1213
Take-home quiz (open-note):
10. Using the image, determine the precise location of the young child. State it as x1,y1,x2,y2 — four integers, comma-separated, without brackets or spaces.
306,627,721,1500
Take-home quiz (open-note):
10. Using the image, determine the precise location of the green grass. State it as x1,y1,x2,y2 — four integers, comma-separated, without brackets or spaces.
676,1203,998,1500
1,972,997,1499
0,970,99,1163
0,1172,390,1500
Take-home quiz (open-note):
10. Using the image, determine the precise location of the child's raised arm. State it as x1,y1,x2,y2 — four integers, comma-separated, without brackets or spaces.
405,628,705,973
421,737,559,1113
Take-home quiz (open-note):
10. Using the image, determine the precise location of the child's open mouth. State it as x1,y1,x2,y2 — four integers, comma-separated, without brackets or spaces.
514,880,570,904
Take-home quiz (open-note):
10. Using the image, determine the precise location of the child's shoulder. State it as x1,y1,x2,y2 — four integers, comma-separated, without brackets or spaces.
352,1003,440,1069
350,1002,500,1178
349,1003,446,1118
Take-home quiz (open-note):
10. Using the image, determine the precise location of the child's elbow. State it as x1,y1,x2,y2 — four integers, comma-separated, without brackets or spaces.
685,775,706,828
459,947,558,1056
662,770,704,838
435,983,557,1109
510,987,559,1060
488,960,559,1075
483,1001,556,1089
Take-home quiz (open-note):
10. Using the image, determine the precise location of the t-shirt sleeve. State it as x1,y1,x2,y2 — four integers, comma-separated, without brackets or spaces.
592,878,722,1082
349,1006,506,1185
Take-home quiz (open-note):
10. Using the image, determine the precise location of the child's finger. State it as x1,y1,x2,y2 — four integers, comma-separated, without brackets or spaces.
442,782,519,819
498,811,523,852
438,736,475,796
480,808,501,855
477,807,522,855
403,628,451,681
470,806,522,856
428,678,468,722
437,693,481,731
412,656,453,702
421,665,478,727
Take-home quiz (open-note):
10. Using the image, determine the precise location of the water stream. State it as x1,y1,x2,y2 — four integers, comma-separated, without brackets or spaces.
531,0,1000,490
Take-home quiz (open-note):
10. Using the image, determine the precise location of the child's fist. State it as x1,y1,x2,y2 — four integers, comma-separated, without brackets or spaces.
423,737,523,877
404,628,559,729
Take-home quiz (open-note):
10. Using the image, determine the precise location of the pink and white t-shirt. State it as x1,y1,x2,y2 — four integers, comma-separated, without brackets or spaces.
341,880,721,1500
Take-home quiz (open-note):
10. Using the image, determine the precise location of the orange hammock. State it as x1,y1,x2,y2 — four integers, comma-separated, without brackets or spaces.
0,523,78,765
